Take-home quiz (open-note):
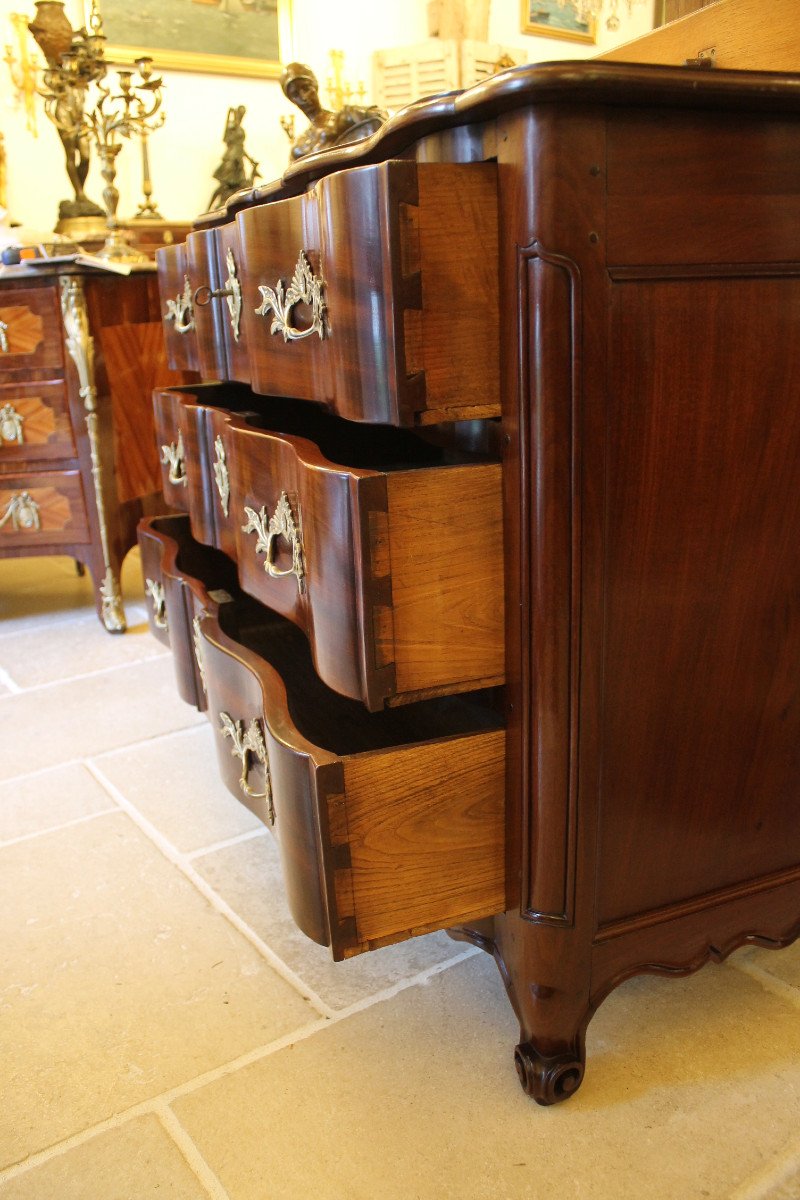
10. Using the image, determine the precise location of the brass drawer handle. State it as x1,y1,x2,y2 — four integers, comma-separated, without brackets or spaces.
255,250,327,342
242,492,306,594
0,491,40,531
193,248,242,342
0,404,24,445
144,577,168,630
192,613,207,693
213,435,229,516
0,319,8,353
164,275,195,334
219,710,274,819
160,430,188,486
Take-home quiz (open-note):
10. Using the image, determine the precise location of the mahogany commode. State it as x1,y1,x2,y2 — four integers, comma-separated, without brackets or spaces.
0,263,183,630
145,61,800,1103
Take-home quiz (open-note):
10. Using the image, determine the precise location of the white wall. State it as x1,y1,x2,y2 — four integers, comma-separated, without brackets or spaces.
1,0,656,238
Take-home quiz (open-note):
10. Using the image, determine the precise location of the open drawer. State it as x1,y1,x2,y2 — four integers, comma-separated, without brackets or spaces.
156,384,505,710
138,513,506,959
138,514,240,709
198,596,506,959
236,159,500,426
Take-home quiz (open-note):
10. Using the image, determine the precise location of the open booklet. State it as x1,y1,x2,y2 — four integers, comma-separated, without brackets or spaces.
17,251,157,275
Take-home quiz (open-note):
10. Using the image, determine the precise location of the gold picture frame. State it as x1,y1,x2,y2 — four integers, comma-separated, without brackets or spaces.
86,0,293,79
520,0,597,44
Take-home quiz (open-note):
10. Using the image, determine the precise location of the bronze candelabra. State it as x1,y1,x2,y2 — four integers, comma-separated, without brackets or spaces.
34,1,164,259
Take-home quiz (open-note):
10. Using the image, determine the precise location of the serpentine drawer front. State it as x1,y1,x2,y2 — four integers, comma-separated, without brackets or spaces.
138,512,505,959
138,514,240,710
153,385,505,710
157,241,199,374
200,599,505,959
159,161,499,428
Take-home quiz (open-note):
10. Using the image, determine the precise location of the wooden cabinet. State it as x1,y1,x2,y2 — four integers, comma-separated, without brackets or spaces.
0,265,190,631
147,62,800,1104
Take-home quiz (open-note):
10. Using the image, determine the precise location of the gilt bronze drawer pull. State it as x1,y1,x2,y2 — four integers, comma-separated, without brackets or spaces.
192,613,207,693
242,492,306,594
194,248,242,342
254,250,327,342
160,431,188,486
144,577,168,629
164,275,195,335
219,710,274,818
213,435,230,516
0,319,8,353
0,491,40,532
0,404,24,445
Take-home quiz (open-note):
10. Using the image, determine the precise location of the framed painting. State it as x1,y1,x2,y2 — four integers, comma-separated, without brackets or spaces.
86,0,292,78
520,0,596,44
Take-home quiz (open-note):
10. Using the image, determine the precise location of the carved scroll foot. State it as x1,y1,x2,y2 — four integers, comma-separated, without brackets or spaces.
513,1039,585,1105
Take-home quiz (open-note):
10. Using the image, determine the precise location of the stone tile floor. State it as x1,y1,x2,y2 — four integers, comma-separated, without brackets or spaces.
1,552,799,1199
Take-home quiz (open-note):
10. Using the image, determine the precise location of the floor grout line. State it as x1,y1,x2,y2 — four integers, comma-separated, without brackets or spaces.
186,826,269,861
728,955,800,1011
0,946,482,1186
0,664,21,693
154,1104,232,1200
89,719,211,760
0,806,120,850
0,651,170,696
0,1020,327,1185
86,759,337,1020
728,1133,800,1199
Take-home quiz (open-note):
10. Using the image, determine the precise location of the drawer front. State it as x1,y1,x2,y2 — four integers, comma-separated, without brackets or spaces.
0,470,88,547
211,223,250,384
156,242,200,373
138,514,240,709
0,285,63,372
204,405,240,559
153,387,191,512
198,606,505,959
227,412,504,709
236,160,500,426
0,380,76,463
186,230,229,380
137,517,175,650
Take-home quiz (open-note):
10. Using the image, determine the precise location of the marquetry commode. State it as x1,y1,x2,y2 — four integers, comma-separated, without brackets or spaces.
144,62,800,1103
0,263,182,630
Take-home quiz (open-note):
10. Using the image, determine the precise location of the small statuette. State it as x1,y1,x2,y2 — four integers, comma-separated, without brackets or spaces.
219,710,274,819
242,491,306,594
255,250,327,343
0,403,24,445
213,435,230,516
145,577,168,630
160,431,188,486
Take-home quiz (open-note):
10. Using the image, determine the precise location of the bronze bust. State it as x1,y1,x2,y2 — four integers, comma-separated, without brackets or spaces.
281,62,386,162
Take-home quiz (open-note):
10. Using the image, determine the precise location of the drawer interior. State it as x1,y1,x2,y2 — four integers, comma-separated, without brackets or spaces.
218,599,504,757
168,382,500,472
